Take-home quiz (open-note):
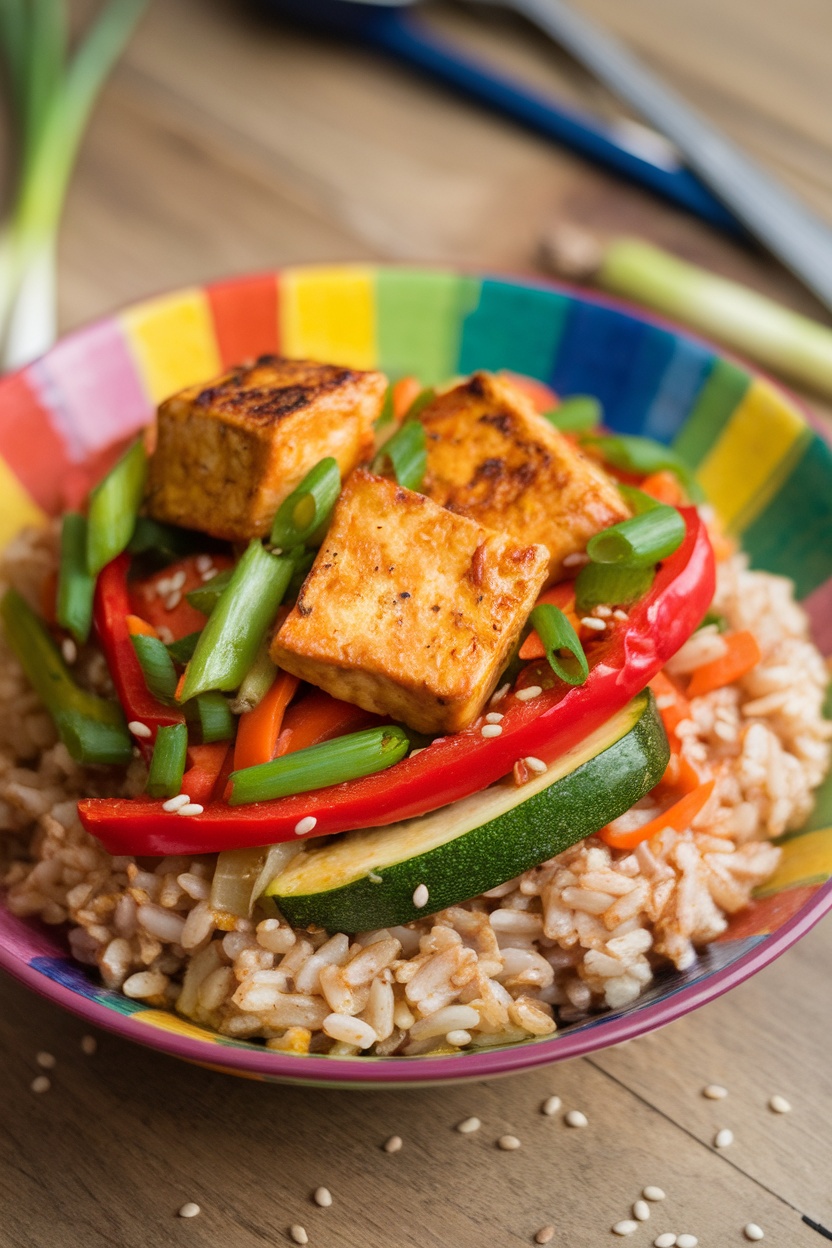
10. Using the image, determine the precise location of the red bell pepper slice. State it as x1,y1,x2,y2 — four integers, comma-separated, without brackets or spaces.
79,509,714,856
129,553,235,642
93,554,184,754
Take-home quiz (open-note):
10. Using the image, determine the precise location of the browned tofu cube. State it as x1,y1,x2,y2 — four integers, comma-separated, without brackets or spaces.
145,356,386,541
418,372,629,584
272,469,549,735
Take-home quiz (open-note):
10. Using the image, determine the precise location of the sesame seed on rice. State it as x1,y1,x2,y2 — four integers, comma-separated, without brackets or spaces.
313,1188,332,1208
714,1128,733,1148
30,1075,50,1093
768,1095,791,1113
294,816,317,836
289,1225,309,1244
480,723,503,738
446,1029,472,1046
36,1051,56,1069
456,1117,481,1134
383,1135,403,1153
535,1226,555,1244
541,1096,562,1116
643,1187,666,1202
178,1203,201,1219
497,1134,521,1150
412,883,429,908
127,720,152,739
515,684,542,701
612,1221,638,1236
564,1110,588,1128
703,1083,728,1099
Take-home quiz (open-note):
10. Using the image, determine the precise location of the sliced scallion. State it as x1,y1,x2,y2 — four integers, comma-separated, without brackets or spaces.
86,437,147,575
373,384,395,430
189,691,235,744
617,483,662,515
186,568,232,616
586,505,685,567
232,638,278,715
56,511,95,644
403,387,435,420
543,395,602,433
372,420,427,492
166,631,201,665
529,604,589,687
584,433,703,502
131,632,178,703
128,516,217,562
574,562,655,613
146,722,188,798
228,725,410,806
270,457,341,549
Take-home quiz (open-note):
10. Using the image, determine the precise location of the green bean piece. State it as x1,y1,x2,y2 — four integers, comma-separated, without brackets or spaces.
586,505,686,567
270,458,341,549
228,726,410,806
543,395,602,433
0,589,132,765
131,633,178,703
56,512,95,644
86,438,147,575
179,541,295,701
529,605,589,687
574,562,655,613
146,723,188,798
371,421,427,492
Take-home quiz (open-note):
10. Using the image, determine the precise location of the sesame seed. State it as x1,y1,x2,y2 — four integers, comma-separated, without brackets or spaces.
127,720,152,739
541,1095,561,1116
200,569,216,581
31,1075,50,1094
446,1029,472,1047
289,1226,309,1245
490,683,510,705
564,1110,588,1128
768,1094,791,1114
594,605,612,618
80,1034,97,1056
525,756,547,774
195,555,212,573
368,872,383,884
163,794,191,812
485,711,504,724
643,1187,666,1202
170,570,188,591
36,1051,56,1070
703,1083,728,1099
714,1128,733,1149
633,1201,650,1222
580,616,606,631
563,552,589,568
383,1135,402,1153
178,1203,201,1219
613,1221,638,1236
177,803,204,817
653,1236,677,1248
480,723,503,738
156,626,174,645
676,1236,698,1248
155,578,172,596
412,884,429,909
409,748,425,758
613,609,629,621
294,816,318,836
497,1134,521,1150
744,1225,764,1242
515,685,543,702
535,1226,555,1244
61,637,77,664
456,1117,481,1134
165,591,183,611
313,1187,332,1208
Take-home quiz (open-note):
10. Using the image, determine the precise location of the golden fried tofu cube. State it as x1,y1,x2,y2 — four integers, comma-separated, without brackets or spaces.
272,469,549,735
145,356,386,541
419,372,629,584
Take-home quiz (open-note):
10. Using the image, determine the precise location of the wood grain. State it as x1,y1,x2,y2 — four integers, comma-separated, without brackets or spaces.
3,0,832,1244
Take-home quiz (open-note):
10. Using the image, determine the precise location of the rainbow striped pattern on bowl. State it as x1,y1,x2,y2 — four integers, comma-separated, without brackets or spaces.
1,265,831,1087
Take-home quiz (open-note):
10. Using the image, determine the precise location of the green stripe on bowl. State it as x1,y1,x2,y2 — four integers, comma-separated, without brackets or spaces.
376,270,480,385
457,279,571,381
672,357,750,468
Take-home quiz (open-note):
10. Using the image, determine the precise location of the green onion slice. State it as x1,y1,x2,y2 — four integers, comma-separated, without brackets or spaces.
374,384,395,430
189,691,235,743
270,457,341,549
232,639,278,715
543,395,602,433
372,421,427,492
166,631,201,665
583,433,703,502
86,437,147,575
529,604,589,687
56,512,95,645
131,633,178,703
128,517,219,563
186,568,233,615
228,725,410,806
574,562,655,613
146,722,188,798
586,505,686,567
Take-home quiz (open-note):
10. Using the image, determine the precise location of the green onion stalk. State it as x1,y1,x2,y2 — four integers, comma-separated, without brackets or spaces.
0,0,146,371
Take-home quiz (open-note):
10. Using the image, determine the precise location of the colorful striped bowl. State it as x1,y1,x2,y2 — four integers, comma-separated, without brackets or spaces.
1,265,831,1087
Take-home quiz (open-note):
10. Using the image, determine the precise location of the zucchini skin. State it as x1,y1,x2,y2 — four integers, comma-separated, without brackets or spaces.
268,692,669,933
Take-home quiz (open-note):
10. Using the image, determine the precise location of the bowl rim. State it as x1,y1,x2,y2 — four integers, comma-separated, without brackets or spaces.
1,261,829,1085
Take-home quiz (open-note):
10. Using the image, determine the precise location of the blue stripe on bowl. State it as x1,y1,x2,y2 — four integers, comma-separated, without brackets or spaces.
458,279,571,381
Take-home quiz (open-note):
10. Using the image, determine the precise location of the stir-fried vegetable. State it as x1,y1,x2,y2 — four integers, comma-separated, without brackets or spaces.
56,512,95,644
270,457,341,549
146,723,188,798
586,504,686,567
189,692,236,744
574,562,656,613
585,433,703,502
543,395,602,433
528,604,589,686
372,420,427,491
86,438,147,575
185,569,233,616
210,842,301,918
233,671,299,771
131,632,178,702
686,630,761,698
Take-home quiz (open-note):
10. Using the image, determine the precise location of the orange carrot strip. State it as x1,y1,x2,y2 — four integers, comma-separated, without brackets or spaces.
519,582,580,660
174,669,187,703
232,671,300,772
392,376,423,421
600,779,715,850
126,613,158,639
274,688,379,758
640,470,686,507
687,631,761,699
649,671,691,739
183,743,232,804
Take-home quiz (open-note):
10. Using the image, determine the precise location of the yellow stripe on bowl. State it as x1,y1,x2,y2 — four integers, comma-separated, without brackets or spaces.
120,289,222,404
279,266,377,370
754,825,832,897
0,457,47,545
132,1008,222,1042
696,378,811,534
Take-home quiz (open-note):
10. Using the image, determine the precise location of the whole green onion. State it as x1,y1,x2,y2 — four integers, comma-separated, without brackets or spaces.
56,511,94,644
179,541,294,702
270,457,341,549
228,725,410,806
186,568,232,616
543,395,602,433
86,437,147,575
131,632,178,703
166,631,201,665
372,420,427,492
529,604,589,687
583,433,703,503
146,722,188,798
1,587,131,765
574,562,655,613
189,692,235,744
586,505,686,567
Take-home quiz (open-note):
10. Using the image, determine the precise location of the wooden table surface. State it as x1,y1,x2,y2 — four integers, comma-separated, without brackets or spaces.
2,1,832,1245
